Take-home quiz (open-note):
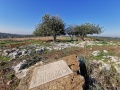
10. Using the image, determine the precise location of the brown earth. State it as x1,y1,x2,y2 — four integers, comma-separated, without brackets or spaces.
0,36,68,41
16,54,84,90
0,36,70,49
5,42,32,48
1,38,120,90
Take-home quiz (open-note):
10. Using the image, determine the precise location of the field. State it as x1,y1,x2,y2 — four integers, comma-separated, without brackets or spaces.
0,36,120,90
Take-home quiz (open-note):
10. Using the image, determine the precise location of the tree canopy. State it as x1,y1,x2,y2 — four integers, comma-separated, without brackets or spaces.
33,14,103,41
74,23,102,41
66,23,103,41
33,14,65,42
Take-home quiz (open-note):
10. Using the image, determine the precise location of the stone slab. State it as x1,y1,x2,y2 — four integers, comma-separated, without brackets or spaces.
29,60,73,89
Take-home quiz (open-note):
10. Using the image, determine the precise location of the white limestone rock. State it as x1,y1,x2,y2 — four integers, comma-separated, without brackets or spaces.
14,60,27,73
103,50,108,53
15,69,29,79
92,51,100,56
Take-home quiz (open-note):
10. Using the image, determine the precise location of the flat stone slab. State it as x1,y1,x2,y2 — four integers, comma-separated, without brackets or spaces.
29,60,73,89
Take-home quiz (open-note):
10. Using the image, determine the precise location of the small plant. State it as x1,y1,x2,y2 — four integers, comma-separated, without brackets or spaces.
6,72,14,80
92,51,106,61
94,41,108,46
0,56,10,61
108,51,115,56
85,45,91,49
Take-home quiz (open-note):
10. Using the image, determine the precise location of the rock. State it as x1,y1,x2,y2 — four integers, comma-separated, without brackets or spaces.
3,49,10,53
103,50,108,53
15,69,29,79
11,48,17,52
17,51,22,56
2,49,9,56
22,49,27,55
114,66,120,73
46,47,53,51
92,51,100,56
14,60,27,73
16,54,84,90
98,61,111,71
8,51,18,59
110,56,118,62
39,61,43,65
36,48,45,53
35,61,44,66
6,80,13,85
92,60,111,71
28,49,32,55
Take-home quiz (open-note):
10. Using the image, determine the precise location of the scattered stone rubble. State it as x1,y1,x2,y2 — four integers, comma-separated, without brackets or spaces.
91,50,120,74
1,41,96,60
1,41,119,61
1,40,120,90
86,50,120,89
13,60,27,73
92,51,100,56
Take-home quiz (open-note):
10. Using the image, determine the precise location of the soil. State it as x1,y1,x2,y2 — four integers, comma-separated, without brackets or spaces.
5,42,32,48
0,36,68,41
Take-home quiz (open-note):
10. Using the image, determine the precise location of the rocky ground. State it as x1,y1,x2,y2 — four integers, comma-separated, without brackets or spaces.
16,55,84,90
0,38,120,90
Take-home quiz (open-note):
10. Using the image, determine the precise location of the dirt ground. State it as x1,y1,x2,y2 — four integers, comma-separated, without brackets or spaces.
0,37,120,90
0,36,69,41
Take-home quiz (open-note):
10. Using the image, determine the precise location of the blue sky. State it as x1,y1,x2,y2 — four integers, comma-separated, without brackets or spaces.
0,0,120,37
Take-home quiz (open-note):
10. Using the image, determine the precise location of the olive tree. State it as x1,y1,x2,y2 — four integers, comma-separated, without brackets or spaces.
74,23,103,41
33,14,65,42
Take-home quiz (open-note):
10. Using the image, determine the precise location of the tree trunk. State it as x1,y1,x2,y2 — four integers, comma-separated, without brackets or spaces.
80,35,85,41
70,35,73,41
53,34,57,42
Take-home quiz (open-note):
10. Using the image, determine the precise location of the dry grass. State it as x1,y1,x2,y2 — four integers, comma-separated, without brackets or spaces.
0,36,70,41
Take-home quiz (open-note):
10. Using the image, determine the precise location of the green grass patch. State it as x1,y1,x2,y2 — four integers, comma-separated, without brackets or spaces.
102,58,109,63
108,51,115,56
85,45,92,49
91,50,116,62
94,41,108,45
92,50,108,61
0,56,10,61
93,56,103,61
0,40,24,47
6,72,14,80
27,39,51,46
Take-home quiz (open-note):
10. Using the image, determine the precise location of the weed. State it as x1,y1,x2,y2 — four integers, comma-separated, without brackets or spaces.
92,51,106,61
6,72,14,80
85,45,91,49
0,56,10,61
108,51,115,56
94,41,108,46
